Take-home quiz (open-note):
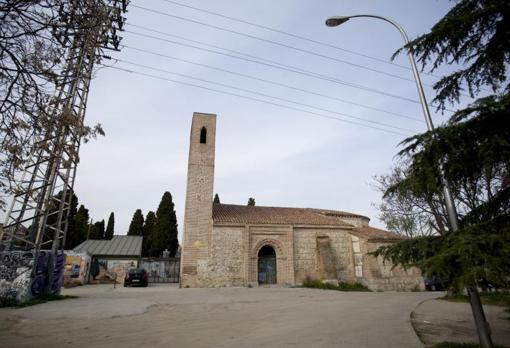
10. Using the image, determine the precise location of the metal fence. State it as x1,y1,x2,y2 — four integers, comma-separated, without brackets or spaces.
138,258,180,283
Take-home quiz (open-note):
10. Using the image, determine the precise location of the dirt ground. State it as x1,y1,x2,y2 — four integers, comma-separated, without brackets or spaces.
411,298,510,347
0,284,439,348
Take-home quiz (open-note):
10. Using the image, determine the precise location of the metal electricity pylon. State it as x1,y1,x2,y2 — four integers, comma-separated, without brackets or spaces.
0,0,128,296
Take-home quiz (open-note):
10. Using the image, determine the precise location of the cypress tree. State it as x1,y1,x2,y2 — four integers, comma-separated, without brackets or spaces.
98,219,105,239
128,209,144,236
143,211,156,257
88,220,104,239
65,204,89,249
213,193,220,204
45,190,78,247
152,192,179,257
65,192,78,243
105,212,115,239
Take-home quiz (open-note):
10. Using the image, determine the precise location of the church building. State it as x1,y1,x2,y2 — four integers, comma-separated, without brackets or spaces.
180,112,423,291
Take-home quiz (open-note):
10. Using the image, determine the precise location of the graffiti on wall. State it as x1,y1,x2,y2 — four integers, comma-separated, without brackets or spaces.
92,259,137,284
63,252,91,287
0,250,65,302
0,251,33,281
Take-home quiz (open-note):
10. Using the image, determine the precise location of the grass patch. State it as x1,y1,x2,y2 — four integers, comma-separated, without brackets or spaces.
302,279,371,292
441,292,510,307
432,343,479,348
432,343,506,348
0,294,77,308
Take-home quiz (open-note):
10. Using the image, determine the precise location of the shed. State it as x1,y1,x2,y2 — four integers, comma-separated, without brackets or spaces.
73,236,143,284
73,235,142,258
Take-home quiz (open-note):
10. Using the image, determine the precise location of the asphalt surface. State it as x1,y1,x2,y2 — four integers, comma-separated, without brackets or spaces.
0,284,440,348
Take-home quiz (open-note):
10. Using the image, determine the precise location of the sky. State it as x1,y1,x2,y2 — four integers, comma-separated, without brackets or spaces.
69,0,472,239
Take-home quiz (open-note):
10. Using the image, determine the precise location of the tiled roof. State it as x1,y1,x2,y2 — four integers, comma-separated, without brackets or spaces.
73,235,142,257
212,203,367,226
350,226,403,242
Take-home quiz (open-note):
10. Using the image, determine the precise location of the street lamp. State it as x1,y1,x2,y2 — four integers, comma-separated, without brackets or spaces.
325,14,493,348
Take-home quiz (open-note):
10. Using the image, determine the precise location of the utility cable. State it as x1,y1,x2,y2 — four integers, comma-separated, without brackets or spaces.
130,4,431,86
103,64,413,137
127,23,309,73
158,0,443,78
125,30,438,108
124,45,424,123
111,57,418,133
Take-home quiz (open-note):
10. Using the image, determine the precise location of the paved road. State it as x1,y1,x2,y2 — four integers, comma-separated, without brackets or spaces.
0,284,439,348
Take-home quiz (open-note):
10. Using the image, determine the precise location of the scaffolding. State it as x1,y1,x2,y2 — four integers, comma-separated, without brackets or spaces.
0,0,128,297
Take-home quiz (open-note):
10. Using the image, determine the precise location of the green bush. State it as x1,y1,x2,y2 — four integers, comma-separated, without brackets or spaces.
302,278,371,292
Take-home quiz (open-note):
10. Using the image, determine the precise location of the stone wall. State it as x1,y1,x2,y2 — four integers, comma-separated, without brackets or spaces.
293,227,356,285
205,225,246,286
359,239,424,291
248,225,294,286
204,224,296,287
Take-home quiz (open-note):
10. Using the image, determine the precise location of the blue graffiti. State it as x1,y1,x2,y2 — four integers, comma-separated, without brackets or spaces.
50,254,65,294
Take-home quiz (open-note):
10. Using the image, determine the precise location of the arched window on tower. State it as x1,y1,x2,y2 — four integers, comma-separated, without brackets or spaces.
200,127,207,144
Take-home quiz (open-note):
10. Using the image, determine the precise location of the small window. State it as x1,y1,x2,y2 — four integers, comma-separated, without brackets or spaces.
200,127,207,144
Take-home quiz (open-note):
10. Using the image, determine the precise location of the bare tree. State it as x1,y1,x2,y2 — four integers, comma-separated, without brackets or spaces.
373,153,506,237
372,165,447,237
0,0,111,208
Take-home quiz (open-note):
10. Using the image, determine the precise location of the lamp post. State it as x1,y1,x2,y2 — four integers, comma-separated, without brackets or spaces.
325,14,493,348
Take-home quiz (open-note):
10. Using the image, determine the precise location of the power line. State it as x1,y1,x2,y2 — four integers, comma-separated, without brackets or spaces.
130,4,432,86
111,57,418,133
158,0,443,79
124,30,433,107
127,23,307,72
103,64,412,137
124,45,424,123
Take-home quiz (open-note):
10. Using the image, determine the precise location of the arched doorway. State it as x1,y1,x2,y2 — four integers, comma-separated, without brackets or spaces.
258,245,277,284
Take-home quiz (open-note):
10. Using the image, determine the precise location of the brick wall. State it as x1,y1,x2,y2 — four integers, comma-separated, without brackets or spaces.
180,113,217,287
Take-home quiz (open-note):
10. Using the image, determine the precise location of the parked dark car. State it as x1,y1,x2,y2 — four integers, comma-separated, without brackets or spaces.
424,276,449,291
124,268,148,287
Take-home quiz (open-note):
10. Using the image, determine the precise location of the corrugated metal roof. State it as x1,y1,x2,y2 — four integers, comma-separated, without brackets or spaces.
73,236,142,257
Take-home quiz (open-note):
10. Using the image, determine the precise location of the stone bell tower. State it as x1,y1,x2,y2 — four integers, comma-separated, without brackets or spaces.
180,112,217,287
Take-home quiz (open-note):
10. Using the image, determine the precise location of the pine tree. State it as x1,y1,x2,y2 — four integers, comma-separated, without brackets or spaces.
152,192,179,257
65,204,89,249
213,193,220,204
105,212,115,239
143,211,156,257
374,0,510,291
127,209,144,236
247,197,255,206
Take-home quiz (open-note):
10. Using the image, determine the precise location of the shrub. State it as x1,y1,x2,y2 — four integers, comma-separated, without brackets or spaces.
302,278,371,292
